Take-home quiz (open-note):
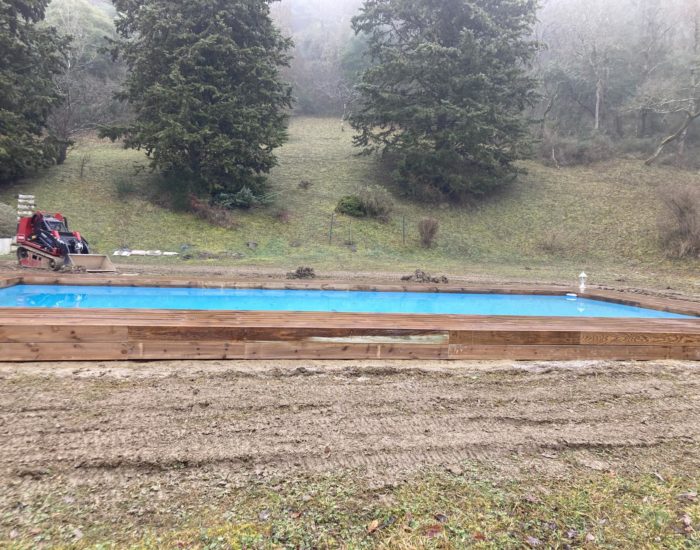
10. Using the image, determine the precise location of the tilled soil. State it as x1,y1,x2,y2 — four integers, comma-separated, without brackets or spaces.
2,360,700,479
1,360,699,538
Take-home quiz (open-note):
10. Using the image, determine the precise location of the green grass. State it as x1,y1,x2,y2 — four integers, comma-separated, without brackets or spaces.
1,118,698,292
3,468,699,549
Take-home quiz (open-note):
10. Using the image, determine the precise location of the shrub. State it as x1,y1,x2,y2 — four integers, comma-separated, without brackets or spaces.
358,184,393,222
659,185,700,259
336,185,394,222
418,217,439,248
286,266,316,280
336,195,365,218
275,208,291,223
0,202,16,238
299,180,313,190
211,186,276,210
213,186,259,209
114,177,137,199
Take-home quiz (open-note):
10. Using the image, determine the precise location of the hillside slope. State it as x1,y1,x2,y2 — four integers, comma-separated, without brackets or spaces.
1,117,698,292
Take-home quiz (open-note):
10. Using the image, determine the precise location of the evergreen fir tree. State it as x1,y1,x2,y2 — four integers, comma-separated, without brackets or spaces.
105,0,293,204
351,0,539,200
0,0,68,184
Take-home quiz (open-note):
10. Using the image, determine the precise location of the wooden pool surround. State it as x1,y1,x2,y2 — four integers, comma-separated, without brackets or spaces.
0,274,699,362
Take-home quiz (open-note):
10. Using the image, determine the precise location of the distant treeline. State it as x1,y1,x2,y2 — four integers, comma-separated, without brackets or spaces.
1,0,699,207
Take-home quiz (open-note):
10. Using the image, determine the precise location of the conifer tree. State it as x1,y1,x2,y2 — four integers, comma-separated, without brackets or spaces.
0,0,68,184
351,0,539,200
105,0,292,204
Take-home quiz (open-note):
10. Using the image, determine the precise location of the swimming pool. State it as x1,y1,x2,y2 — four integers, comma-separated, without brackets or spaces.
0,284,694,318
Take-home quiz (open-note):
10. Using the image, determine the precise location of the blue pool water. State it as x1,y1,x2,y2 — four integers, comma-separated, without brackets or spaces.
0,284,694,318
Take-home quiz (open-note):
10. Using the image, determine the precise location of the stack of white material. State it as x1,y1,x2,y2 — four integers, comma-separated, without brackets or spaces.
17,194,35,220
0,194,35,255
113,249,179,257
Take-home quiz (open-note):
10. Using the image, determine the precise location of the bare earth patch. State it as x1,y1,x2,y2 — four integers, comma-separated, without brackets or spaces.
0,360,699,547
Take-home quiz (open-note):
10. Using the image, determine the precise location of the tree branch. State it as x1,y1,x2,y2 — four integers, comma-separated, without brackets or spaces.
645,109,700,166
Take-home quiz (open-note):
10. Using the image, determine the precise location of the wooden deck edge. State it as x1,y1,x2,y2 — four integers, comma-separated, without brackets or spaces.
2,341,698,362
1,324,699,362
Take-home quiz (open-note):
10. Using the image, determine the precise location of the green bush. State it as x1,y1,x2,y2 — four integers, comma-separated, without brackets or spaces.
213,186,267,210
336,195,365,218
336,185,394,222
0,202,17,238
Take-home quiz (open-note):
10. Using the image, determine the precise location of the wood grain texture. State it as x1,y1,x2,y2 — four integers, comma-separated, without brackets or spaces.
448,345,700,361
0,342,130,361
0,325,126,343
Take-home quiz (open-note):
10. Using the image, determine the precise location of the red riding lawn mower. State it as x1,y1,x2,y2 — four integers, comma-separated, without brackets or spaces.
16,212,116,272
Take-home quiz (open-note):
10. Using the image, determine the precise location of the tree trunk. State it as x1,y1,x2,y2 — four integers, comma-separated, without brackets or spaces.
594,78,603,131
638,109,648,138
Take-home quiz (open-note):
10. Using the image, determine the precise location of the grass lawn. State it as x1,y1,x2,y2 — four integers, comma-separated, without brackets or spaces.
4,468,699,549
0,117,698,293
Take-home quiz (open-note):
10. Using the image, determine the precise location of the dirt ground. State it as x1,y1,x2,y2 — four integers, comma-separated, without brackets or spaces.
1,360,699,542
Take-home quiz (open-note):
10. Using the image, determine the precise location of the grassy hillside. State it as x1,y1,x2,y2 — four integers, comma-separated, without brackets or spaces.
1,117,698,291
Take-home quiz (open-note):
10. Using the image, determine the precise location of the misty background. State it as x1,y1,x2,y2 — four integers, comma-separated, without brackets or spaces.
44,0,700,169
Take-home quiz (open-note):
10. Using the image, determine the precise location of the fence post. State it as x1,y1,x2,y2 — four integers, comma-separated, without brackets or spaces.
402,215,406,246
329,212,335,245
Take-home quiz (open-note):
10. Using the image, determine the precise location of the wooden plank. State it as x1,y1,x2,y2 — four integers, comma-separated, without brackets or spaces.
0,342,130,361
128,326,448,343
451,330,582,346
129,341,247,360
448,344,700,361
242,341,447,360
581,332,700,346
1,308,698,332
129,341,448,360
0,325,127,343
